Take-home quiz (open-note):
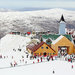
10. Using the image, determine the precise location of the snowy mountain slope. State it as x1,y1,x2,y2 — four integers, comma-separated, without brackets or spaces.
0,8,75,38
0,32,75,75
0,60,75,75
0,34,31,53
0,34,32,67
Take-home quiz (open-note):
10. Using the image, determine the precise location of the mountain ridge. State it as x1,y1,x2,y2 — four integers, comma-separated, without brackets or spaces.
0,8,75,38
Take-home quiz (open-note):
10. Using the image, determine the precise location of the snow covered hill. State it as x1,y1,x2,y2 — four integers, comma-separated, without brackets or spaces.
0,8,75,38
0,34,31,53
0,34,32,68
0,34,75,75
0,60,75,75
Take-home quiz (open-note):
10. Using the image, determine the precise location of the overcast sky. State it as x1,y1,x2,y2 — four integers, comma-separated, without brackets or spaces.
0,0,75,9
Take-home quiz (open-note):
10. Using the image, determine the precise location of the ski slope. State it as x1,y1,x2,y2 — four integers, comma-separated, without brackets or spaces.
0,34,31,53
0,34,32,68
0,34,75,75
0,34,40,68
0,60,75,75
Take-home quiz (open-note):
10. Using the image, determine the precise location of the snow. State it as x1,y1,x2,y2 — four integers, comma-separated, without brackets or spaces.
52,35,64,44
0,8,75,38
0,34,40,68
0,34,32,68
0,34,75,75
0,60,75,75
0,34,31,53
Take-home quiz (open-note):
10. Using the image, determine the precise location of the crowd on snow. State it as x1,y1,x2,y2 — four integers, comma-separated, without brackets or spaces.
0,52,75,68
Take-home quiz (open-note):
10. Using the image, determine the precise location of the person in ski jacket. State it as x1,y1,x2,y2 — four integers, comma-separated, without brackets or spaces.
38,59,39,63
72,65,73,69
41,57,42,62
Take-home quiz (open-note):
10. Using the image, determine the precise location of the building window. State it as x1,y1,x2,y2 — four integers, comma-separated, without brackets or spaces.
41,47,44,49
53,53,55,55
46,47,48,49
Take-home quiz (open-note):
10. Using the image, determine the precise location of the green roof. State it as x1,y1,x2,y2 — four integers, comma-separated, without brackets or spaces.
42,34,72,41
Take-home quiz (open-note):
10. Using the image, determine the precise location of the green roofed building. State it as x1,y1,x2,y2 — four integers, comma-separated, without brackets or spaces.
42,34,72,44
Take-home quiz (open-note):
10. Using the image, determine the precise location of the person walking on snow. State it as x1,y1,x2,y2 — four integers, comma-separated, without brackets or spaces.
53,70,55,74
72,65,73,69
41,57,42,62
33,61,35,64
38,59,39,63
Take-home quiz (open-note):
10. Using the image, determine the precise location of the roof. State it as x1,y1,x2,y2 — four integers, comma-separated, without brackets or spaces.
42,34,72,41
42,34,60,40
52,35,64,44
26,42,36,50
60,15,65,22
26,41,56,52
27,32,31,34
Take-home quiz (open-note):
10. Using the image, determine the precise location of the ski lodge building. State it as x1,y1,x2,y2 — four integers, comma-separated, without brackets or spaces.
26,15,75,56
26,42,56,56
51,35,75,55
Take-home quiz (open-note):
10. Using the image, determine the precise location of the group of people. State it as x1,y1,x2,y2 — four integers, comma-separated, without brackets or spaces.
31,55,54,64
0,53,74,70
